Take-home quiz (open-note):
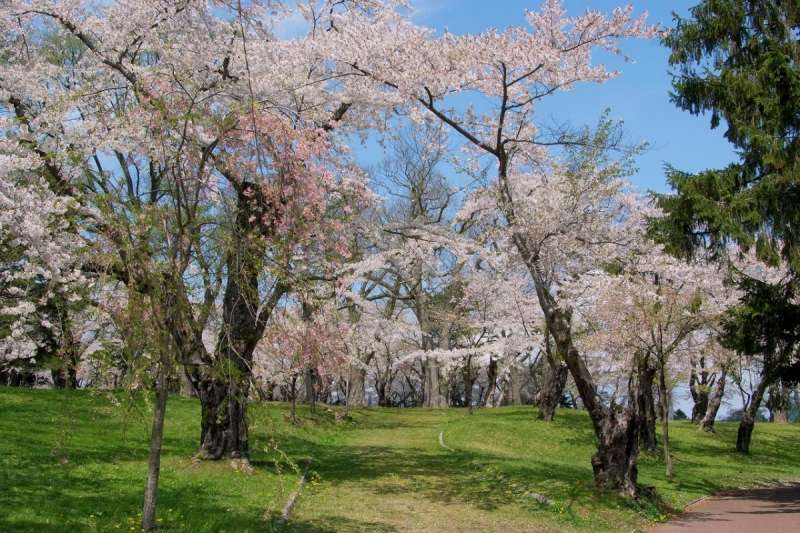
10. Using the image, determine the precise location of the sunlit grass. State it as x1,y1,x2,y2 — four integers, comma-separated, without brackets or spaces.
1,387,799,532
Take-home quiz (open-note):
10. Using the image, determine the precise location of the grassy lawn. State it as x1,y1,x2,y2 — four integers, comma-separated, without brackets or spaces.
1,388,799,532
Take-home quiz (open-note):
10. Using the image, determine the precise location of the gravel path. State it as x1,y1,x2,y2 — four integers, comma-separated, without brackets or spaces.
651,483,800,532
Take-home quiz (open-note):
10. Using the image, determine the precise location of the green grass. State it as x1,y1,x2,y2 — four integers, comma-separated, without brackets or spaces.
1,388,799,532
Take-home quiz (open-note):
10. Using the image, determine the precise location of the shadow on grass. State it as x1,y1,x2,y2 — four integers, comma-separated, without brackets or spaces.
0,388,283,532
0,475,275,533
265,512,400,533
3,390,799,532
266,429,613,526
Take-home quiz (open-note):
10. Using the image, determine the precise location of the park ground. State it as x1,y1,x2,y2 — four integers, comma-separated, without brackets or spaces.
1,388,799,532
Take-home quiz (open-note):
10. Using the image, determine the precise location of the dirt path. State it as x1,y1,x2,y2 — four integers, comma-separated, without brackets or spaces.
651,483,800,532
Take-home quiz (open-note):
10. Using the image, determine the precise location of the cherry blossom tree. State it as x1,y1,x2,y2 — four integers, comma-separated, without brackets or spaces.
0,137,90,384
0,1,377,527
576,236,734,479
316,0,659,494
343,120,469,407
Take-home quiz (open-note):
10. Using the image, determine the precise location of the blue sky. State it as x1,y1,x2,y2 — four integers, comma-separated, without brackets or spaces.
405,0,736,193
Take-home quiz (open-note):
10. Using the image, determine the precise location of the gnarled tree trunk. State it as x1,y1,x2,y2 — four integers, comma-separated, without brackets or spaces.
197,373,250,460
195,183,286,461
549,305,639,497
537,361,568,421
591,409,640,497
767,381,790,423
633,352,657,451
537,327,568,420
700,368,726,433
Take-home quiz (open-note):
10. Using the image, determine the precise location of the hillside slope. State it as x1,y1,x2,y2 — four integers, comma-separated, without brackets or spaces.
1,388,798,532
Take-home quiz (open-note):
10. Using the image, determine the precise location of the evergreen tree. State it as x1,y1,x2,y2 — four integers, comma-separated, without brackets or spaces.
655,1,800,262
653,0,800,382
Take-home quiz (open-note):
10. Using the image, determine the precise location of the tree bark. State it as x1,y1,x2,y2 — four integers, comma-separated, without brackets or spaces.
481,356,498,407
141,365,169,531
633,353,657,451
689,357,711,424
346,365,366,407
690,388,709,424
195,184,286,461
736,372,770,453
700,368,726,433
538,360,568,421
423,357,446,408
549,306,640,497
591,409,640,497
657,362,673,482
196,376,249,459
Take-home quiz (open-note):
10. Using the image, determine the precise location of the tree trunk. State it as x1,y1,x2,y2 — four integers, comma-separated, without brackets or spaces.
290,375,298,423
465,356,475,414
591,410,640,497
700,369,726,433
691,389,709,424
179,370,196,397
736,373,770,453
195,184,286,460
538,361,568,421
633,353,657,451
537,328,567,420
347,366,366,407
50,301,80,390
141,365,169,531
423,357,446,408
508,366,524,406
767,381,790,423
771,407,789,423
657,362,673,482
689,357,711,424
376,375,390,407
480,356,498,407
196,376,249,460
304,367,317,411
549,306,640,497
